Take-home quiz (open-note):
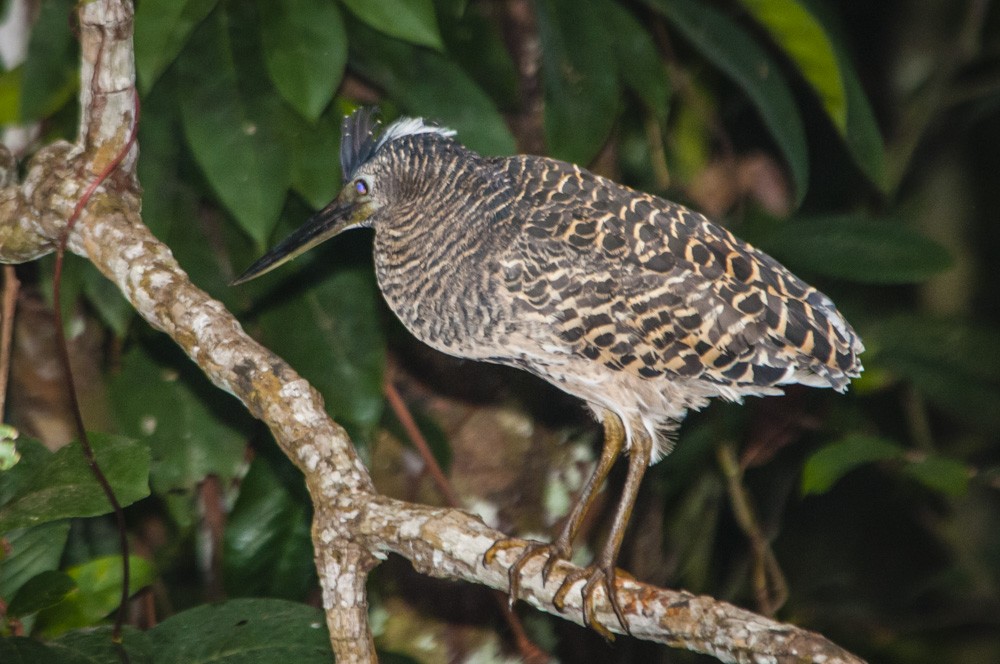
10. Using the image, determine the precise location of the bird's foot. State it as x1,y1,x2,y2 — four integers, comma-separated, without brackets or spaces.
485,539,630,640
552,563,630,641
483,538,572,607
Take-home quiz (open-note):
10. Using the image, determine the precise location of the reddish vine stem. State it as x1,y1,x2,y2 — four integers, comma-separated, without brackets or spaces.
383,379,460,507
382,378,549,664
0,265,19,417
52,90,140,642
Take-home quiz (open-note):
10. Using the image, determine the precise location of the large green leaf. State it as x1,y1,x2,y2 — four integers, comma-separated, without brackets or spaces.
257,266,385,438
0,638,83,664
19,0,77,121
435,2,519,111
838,49,888,192
800,0,887,191
177,5,291,247
599,0,670,121
0,520,71,605
902,454,970,497
7,570,76,618
134,0,219,92
283,103,344,209
258,0,347,121
149,599,331,663
646,0,809,204
136,73,196,242
35,556,157,636
109,342,251,498
739,0,846,131
53,627,154,664
348,23,516,155
340,0,443,50
224,456,314,600
0,436,150,534
536,0,620,164
801,434,903,495
757,215,952,284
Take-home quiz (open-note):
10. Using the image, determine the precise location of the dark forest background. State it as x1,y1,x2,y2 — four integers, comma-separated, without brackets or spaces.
1,0,999,662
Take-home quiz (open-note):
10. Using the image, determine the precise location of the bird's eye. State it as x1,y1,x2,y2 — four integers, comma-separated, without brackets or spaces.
354,178,370,196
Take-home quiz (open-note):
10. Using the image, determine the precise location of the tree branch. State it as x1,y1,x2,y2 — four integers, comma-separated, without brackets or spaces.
0,2,867,663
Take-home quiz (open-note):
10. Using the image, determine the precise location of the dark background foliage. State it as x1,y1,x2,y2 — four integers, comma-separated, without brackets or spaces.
1,0,999,662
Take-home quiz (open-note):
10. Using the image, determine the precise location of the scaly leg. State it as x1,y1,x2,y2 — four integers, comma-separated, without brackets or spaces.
483,413,627,606
553,425,652,639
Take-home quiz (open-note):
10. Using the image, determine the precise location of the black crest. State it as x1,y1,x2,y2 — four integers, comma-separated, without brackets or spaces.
339,107,457,183
339,107,381,182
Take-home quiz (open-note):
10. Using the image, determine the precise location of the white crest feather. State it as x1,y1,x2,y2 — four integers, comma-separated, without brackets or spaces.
377,117,456,148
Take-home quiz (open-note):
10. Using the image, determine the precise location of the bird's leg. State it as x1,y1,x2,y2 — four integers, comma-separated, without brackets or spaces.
483,413,626,605
553,426,652,639
540,413,625,580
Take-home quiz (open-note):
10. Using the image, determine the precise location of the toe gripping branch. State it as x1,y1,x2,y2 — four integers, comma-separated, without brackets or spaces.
483,414,652,640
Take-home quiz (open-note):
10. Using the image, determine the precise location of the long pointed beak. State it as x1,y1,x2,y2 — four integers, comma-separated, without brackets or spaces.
231,199,357,285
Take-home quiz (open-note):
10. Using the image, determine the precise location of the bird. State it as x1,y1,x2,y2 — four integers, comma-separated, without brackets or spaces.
234,107,863,638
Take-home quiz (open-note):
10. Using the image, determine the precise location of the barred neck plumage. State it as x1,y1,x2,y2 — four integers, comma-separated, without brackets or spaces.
369,137,516,353
373,135,515,262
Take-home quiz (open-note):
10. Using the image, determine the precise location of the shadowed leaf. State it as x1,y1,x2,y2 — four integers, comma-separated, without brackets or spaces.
647,0,809,204
802,434,902,495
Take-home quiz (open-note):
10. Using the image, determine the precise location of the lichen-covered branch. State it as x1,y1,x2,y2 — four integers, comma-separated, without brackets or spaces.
0,2,867,663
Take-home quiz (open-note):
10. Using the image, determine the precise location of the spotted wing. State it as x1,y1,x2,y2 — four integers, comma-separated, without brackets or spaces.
499,156,863,393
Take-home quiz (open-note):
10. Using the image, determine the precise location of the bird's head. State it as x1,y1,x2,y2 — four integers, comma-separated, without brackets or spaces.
232,107,456,285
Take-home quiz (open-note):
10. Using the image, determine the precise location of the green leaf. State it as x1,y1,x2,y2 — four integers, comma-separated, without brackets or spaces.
0,638,80,664
224,457,315,600
870,317,1000,432
838,50,888,192
53,626,154,664
177,5,291,247
136,73,196,242
340,0,443,50
0,435,150,534
536,0,620,164
134,0,219,92
348,23,517,155
283,103,344,209
435,3,519,111
35,556,157,636
739,0,846,131
0,66,22,126
903,455,970,497
7,570,76,617
0,437,51,506
257,266,385,438
598,0,670,121
0,520,71,604
757,215,952,284
109,342,251,497
258,0,347,122
646,0,809,204
799,0,887,190
19,0,77,121
802,434,903,495
82,265,133,337
149,599,331,663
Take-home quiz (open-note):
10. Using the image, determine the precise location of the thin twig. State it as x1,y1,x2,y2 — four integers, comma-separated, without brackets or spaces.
0,265,19,417
383,379,460,507
715,441,787,617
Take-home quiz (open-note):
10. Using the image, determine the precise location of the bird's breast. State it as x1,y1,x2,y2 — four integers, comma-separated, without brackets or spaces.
373,228,511,359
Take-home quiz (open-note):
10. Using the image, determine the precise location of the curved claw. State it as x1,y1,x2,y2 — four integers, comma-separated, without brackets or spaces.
483,538,573,607
552,564,629,641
